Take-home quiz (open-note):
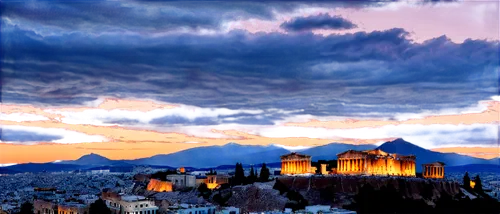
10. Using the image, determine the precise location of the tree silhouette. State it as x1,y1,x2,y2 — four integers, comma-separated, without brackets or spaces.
473,175,483,193
248,166,256,184
18,201,33,214
233,163,245,185
89,198,112,214
259,163,270,182
463,172,471,190
197,183,211,199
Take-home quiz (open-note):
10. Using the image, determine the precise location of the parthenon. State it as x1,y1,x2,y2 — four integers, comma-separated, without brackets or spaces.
422,162,445,179
281,152,312,175
337,149,416,177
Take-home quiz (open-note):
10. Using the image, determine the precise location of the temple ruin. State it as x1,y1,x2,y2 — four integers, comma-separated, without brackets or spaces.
422,162,445,179
337,149,416,177
281,152,313,175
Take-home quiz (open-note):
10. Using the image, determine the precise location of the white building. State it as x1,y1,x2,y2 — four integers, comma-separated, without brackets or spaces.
169,204,216,214
305,205,331,214
166,174,197,188
218,207,239,214
104,194,159,214
78,194,99,205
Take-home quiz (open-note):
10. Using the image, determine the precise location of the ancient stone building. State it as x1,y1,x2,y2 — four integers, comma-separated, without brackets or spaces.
337,149,416,177
281,152,312,175
146,178,173,192
206,174,230,189
422,162,445,179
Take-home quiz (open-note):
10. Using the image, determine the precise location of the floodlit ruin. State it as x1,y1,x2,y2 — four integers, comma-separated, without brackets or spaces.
146,178,173,192
280,152,313,175
337,149,416,177
422,162,445,179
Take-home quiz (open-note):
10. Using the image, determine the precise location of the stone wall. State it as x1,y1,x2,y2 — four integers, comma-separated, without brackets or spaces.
147,179,173,192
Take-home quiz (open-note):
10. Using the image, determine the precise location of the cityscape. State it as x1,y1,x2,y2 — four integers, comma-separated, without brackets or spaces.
1,0,499,214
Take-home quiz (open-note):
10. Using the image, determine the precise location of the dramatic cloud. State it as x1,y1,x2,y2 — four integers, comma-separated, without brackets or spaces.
0,0,460,32
132,0,457,19
385,125,499,148
0,126,66,143
2,24,497,118
1,1,274,34
280,14,357,31
42,103,277,126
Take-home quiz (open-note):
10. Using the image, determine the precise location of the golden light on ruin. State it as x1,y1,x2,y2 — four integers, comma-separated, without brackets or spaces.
422,162,445,179
281,153,313,175
147,179,173,192
336,149,416,177
206,183,219,190
470,181,476,189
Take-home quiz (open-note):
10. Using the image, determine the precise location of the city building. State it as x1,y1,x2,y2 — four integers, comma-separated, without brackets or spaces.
218,207,240,214
147,179,173,192
167,204,216,214
422,162,445,179
206,174,230,189
305,205,331,213
337,149,416,177
102,191,159,214
167,174,197,188
280,153,313,175
58,202,89,214
195,175,208,187
34,199,58,214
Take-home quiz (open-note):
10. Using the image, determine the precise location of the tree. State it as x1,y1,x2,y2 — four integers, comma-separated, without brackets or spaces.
259,163,270,182
89,198,112,214
473,175,483,193
233,162,245,185
248,166,256,184
463,172,471,189
197,183,211,199
18,202,33,214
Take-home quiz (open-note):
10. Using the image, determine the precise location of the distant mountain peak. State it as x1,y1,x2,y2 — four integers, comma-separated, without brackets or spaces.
72,153,112,165
223,142,240,146
376,138,427,156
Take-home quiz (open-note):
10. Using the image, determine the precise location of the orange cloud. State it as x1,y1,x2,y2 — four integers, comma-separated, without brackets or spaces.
432,147,500,160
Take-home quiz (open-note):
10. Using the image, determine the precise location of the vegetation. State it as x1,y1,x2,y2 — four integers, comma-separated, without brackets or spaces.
247,166,257,184
89,198,112,214
232,163,245,186
207,169,217,175
259,163,270,182
197,183,211,199
17,202,33,214
463,172,471,190
150,169,177,181
345,181,500,214
473,175,483,193
273,179,309,211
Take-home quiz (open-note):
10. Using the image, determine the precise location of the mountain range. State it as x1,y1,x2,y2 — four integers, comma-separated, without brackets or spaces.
2,138,498,173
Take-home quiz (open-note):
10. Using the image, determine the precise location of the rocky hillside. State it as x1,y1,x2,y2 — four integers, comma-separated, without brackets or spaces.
277,176,461,205
226,181,288,213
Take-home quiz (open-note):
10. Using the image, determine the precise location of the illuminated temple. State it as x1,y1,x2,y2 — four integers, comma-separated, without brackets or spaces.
281,152,313,175
337,149,416,177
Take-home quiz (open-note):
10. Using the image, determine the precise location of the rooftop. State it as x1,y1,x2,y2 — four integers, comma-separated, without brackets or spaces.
121,195,146,202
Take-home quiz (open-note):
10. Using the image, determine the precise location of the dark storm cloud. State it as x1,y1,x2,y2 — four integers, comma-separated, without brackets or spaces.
0,1,271,32
1,12,498,122
129,0,456,20
280,14,357,32
0,0,460,32
91,113,288,128
0,130,62,142
384,125,499,147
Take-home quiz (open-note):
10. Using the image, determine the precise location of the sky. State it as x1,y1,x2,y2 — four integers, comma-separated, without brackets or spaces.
0,0,499,164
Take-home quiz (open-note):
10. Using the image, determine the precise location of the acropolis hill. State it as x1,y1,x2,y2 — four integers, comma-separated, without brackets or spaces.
277,176,461,204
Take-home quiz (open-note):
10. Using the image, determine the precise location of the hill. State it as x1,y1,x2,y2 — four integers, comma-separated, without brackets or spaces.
376,138,494,171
